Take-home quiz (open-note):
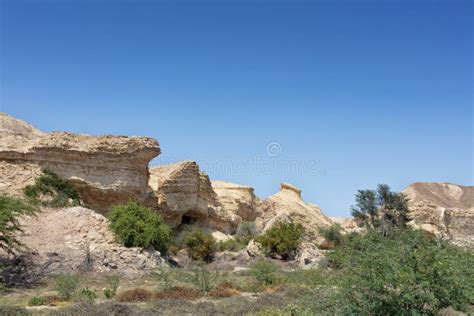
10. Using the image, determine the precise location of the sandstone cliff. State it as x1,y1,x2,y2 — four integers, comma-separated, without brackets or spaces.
0,113,160,212
257,183,334,243
403,182,474,247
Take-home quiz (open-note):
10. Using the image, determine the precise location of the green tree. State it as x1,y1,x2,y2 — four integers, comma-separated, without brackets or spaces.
351,184,410,234
257,221,304,260
108,201,170,252
0,194,38,254
320,223,343,247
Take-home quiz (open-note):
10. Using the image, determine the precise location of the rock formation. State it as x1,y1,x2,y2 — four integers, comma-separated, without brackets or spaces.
403,182,474,247
0,113,160,212
257,183,334,244
212,180,261,222
1,206,162,284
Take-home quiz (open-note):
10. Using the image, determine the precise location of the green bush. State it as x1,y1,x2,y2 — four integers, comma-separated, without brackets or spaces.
54,274,79,300
103,274,120,299
0,194,38,254
236,221,257,242
215,238,247,252
28,295,47,306
320,223,343,247
256,222,304,260
185,229,216,262
108,201,170,252
76,287,97,301
23,168,81,207
328,229,474,314
250,259,280,286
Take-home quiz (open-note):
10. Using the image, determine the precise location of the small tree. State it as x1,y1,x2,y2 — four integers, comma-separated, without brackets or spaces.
351,184,410,235
0,194,38,254
108,201,170,252
257,221,304,260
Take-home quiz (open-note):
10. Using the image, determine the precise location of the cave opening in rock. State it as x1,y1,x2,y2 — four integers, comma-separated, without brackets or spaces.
181,214,197,226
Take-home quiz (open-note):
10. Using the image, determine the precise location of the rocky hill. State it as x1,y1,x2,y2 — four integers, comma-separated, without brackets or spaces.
403,182,474,247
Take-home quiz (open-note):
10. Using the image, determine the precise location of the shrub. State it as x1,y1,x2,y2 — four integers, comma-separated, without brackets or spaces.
328,229,474,314
215,238,246,252
117,288,153,302
320,223,343,248
108,201,170,252
54,274,79,300
23,168,81,207
103,274,120,298
208,281,240,298
0,194,38,254
185,229,216,262
256,222,304,260
154,286,202,300
29,295,47,306
236,221,257,242
76,287,97,301
191,262,219,293
250,259,280,286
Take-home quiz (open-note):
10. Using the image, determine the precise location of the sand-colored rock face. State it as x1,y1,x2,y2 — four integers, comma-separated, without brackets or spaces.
257,183,333,243
403,182,474,247
149,161,219,227
0,113,160,212
212,180,261,222
4,206,161,283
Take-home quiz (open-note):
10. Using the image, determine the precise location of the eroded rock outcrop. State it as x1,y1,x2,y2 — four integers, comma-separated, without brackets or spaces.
212,180,261,222
0,113,160,212
403,182,474,247
257,183,334,244
1,206,162,284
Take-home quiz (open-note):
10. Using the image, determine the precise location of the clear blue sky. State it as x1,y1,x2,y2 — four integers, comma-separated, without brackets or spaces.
1,0,472,217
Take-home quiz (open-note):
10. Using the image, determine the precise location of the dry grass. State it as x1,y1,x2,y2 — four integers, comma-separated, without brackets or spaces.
208,281,241,298
154,286,202,300
117,288,153,302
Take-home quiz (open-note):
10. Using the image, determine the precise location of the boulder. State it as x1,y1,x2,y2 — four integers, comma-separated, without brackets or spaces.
403,182,474,247
295,242,325,268
0,113,160,212
246,239,264,257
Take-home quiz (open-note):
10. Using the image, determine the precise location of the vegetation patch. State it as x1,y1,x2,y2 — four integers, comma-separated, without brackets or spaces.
185,229,216,262
54,274,79,300
0,194,38,255
117,288,153,302
108,201,170,252
154,286,202,300
256,222,304,260
208,281,240,298
28,295,47,306
23,168,81,207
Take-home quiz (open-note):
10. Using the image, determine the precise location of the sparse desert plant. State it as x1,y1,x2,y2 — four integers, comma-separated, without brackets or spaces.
103,274,120,298
54,274,80,300
28,295,47,306
76,287,97,301
191,262,219,293
117,288,153,302
256,221,304,260
0,194,38,254
250,259,280,286
108,201,170,252
208,281,240,298
23,168,81,207
185,229,216,262
155,265,172,290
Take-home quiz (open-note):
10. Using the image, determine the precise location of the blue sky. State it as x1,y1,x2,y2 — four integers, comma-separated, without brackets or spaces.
1,0,472,217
